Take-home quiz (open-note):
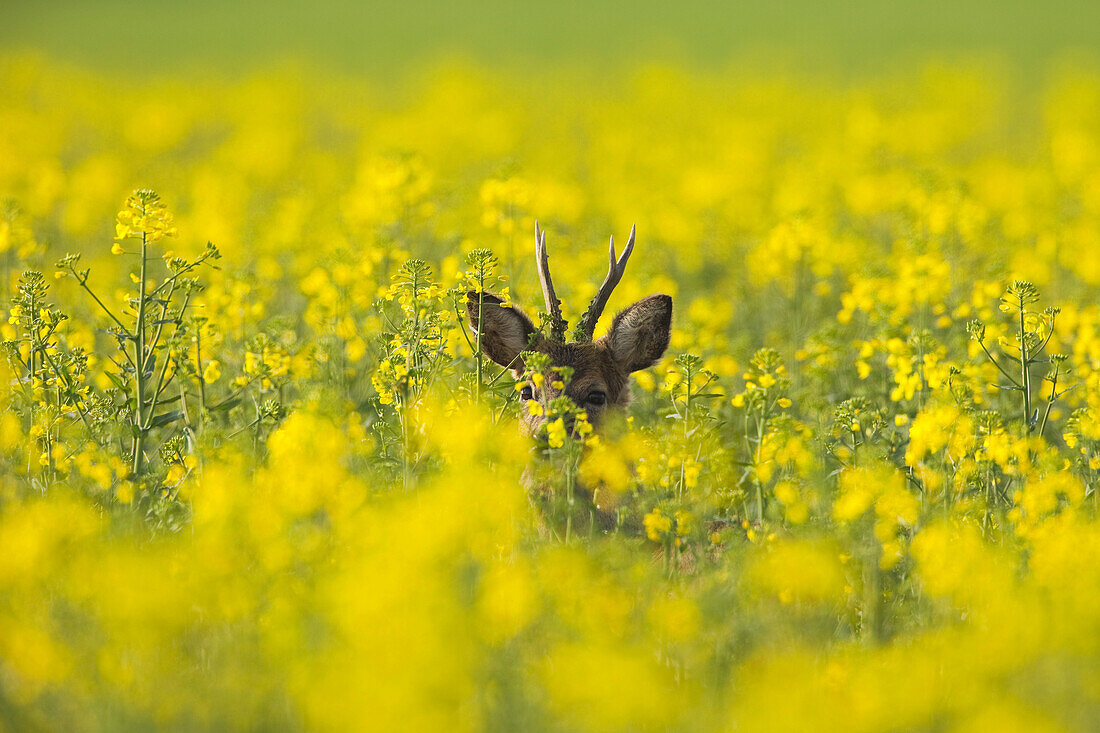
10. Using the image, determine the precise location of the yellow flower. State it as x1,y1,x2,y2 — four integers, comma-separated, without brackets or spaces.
546,418,566,448
166,463,187,484
203,360,222,383
115,189,178,242
643,508,672,542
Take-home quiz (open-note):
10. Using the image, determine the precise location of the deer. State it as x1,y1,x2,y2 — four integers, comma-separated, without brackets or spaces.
465,223,672,532
466,222,672,436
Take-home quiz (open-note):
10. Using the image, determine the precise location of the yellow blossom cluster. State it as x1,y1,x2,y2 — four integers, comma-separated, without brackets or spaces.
113,189,177,246
2,53,1100,731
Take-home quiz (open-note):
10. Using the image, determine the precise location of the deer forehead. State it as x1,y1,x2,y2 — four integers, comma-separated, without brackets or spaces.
540,342,628,399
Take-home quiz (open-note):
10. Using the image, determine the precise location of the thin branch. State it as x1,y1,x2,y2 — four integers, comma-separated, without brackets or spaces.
977,339,1020,387
1038,372,1057,439
145,250,218,301
74,274,132,339
145,281,180,357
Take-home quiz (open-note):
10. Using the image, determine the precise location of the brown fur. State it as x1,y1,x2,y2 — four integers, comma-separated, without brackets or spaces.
466,291,672,435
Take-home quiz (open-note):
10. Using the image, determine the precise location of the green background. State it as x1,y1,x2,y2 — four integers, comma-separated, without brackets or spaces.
3,0,1098,76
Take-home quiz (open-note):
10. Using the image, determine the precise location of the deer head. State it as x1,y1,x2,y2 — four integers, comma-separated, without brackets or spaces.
467,223,672,437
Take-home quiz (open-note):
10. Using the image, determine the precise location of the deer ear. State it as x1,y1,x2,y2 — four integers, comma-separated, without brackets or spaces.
603,294,672,373
466,291,538,370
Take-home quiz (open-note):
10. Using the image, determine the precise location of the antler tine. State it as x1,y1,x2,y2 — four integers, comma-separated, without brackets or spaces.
578,223,636,341
534,221,567,340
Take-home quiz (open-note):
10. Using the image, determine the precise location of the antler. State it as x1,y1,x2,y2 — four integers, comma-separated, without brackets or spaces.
534,221,568,342
575,224,636,341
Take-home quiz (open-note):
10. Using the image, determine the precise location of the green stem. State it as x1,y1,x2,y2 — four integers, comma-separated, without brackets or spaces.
73,272,134,342
195,324,208,420
144,291,191,436
754,406,766,523
475,291,484,404
977,338,1019,387
1020,303,1032,436
681,370,691,502
27,325,38,479
452,299,477,353
145,280,178,357
227,415,262,440
178,379,193,432
1038,371,1058,439
132,231,148,476
144,250,215,300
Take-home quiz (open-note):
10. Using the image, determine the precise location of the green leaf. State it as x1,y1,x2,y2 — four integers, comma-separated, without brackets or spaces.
149,410,184,428
105,371,129,390
208,396,242,412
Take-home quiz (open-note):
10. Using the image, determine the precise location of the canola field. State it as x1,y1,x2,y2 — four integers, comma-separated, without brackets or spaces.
3,55,1100,730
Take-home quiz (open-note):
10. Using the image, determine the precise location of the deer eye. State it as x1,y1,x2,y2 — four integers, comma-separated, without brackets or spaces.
586,390,607,406
520,385,534,401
